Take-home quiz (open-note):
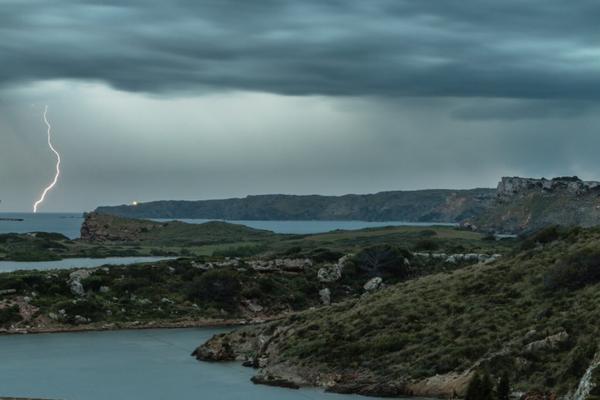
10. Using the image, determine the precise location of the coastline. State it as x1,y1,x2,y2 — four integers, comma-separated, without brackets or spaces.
0,317,277,336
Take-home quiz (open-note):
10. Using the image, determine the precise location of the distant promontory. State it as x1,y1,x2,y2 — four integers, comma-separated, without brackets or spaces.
96,176,600,234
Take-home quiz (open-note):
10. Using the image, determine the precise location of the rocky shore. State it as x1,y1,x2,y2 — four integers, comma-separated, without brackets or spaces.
0,316,277,336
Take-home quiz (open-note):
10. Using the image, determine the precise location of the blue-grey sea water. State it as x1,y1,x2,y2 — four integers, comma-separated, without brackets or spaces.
0,256,175,273
0,212,456,239
0,327,389,400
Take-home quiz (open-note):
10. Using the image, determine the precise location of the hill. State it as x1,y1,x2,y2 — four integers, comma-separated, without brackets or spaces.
95,189,495,222
94,176,600,234
80,212,275,245
194,226,600,398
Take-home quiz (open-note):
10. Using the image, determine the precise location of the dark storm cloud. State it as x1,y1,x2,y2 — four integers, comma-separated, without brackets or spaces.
2,0,600,99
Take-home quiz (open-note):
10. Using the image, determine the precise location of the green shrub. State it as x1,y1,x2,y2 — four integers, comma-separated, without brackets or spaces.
54,298,104,322
497,372,510,400
187,269,241,308
521,226,562,250
310,248,344,263
353,244,412,279
0,305,21,327
544,248,600,290
465,372,494,400
413,239,439,251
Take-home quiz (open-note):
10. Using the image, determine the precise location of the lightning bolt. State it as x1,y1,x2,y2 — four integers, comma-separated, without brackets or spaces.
33,105,61,213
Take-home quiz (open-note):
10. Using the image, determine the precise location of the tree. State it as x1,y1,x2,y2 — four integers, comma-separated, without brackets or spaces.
354,244,412,279
497,372,510,400
466,371,495,400
465,372,482,400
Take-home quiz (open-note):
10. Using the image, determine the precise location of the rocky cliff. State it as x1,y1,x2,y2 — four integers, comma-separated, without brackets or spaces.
472,176,600,233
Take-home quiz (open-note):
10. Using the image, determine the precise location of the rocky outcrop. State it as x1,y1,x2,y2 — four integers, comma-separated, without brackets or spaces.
68,269,92,297
363,277,384,292
407,370,475,398
497,177,600,201
250,374,300,389
318,288,331,305
414,252,501,264
80,212,161,242
473,176,600,233
191,333,237,361
524,331,569,354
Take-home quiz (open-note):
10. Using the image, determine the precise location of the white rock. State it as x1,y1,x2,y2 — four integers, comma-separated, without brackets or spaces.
317,264,342,282
363,277,384,292
319,288,331,305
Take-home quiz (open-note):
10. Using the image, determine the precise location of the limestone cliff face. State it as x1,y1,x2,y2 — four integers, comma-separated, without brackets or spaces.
496,176,600,201
473,176,600,233
80,212,160,242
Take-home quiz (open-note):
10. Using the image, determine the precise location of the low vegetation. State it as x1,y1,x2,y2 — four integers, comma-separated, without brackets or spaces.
197,226,600,397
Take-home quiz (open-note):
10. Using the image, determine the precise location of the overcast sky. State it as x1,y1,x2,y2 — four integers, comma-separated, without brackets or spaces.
1,0,600,212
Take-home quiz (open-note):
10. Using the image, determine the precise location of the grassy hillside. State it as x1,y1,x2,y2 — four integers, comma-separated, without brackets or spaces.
195,226,600,398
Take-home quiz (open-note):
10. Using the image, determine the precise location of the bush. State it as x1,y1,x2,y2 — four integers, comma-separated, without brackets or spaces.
544,248,600,290
413,239,439,252
497,372,510,400
353,245,412,279
521,226,562,250
310,248,344,263
0,305,21,327
54,298,105,322
465,372,494,400
187,269,241,308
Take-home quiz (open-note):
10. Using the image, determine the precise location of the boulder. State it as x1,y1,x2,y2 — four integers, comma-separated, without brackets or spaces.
363,277,384,292
242,299,264,313
319,288,331,305
68,269,92,297
251,374,300,389
192,334,236,361
317,264,342,282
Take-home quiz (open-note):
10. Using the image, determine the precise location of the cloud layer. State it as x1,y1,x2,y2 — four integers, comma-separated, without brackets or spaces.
2,0,600,98
2,1,600,212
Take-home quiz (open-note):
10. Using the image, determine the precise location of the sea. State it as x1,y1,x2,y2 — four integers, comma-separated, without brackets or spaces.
0,327,389,400
0,212,456,239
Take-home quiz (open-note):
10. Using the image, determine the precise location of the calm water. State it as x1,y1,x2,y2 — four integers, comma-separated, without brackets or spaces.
155,218,457,234
0,257,174,273
0,328,385,400
0,212,456,239
0,212,84,239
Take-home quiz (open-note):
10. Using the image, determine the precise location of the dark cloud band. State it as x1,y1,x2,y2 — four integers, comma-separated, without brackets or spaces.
2,0,600,98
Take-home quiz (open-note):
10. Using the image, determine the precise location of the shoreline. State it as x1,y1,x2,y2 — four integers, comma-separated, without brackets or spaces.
0,317,276,336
